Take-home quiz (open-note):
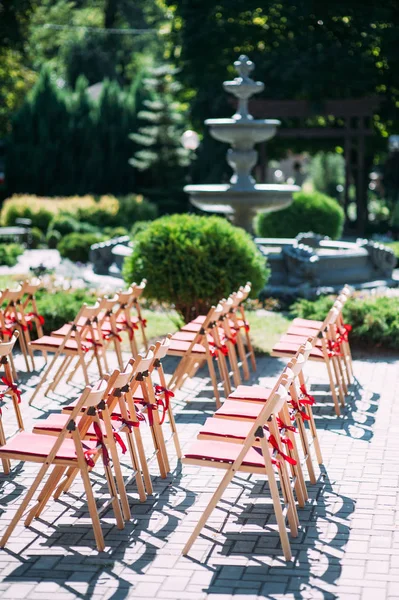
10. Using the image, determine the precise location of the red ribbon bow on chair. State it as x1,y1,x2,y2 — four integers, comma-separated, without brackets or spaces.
276,417,297,433
139,317,147,328
299,384,315,406
0,328,12,338
83,338,103,352
111,414,140,431
92,421,110,466
209,341,229,358
338,323,352,344
226,334,237,345
120,320,139,340
268,434,297,465
27,312,45,326
290,399,311,421
112,430,127,454
105,331,123,343
327,339,342,358
1,377,22,403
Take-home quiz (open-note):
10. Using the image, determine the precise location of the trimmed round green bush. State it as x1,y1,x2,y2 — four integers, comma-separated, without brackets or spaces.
0,243,24,266
103,226,129,238
29,227,44,249
123,214,269,321
57,232,104,263
46,229,62,249
131,221,151,238
255,191,345,239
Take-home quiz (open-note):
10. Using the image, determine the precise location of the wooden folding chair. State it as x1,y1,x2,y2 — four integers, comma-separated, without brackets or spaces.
109,280,148,357
167,305,229,407
181,367,299,560
0,379,125,552
29,302,109,404
272,307,345,416
0,286,34,372
230,283,256,372
0,332,24,475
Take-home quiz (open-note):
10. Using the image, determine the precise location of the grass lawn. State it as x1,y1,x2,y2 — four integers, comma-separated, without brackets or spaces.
131,308,290,355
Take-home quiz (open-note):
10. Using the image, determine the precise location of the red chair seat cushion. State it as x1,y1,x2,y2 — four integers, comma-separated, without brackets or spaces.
30,335,85,352
215,400,262,420
52,325,104,342
0,432,97,462
199,417,252,441
278,333,322,348
167,339,206,355
292,318,323,329
272,340,324,360
229,385,273,403
286,325,320,337
184,440,268,468
32,414,107,438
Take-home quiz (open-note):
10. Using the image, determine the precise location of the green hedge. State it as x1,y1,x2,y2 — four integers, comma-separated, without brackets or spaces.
57,232,105,263
255,191,345,239
35,288,97,334
291,295,399,350
123,214,269,321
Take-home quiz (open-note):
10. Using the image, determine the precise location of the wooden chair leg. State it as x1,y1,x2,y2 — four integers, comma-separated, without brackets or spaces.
24,466,66,526
78,464,106,551
133,427,153,495
324,359,341,416
103,463,125,530
0,420,10,474
260,435,292,560
29,349,63,405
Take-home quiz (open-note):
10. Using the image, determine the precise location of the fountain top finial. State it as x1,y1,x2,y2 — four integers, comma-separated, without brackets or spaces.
223,55,264,121
234,55,254,79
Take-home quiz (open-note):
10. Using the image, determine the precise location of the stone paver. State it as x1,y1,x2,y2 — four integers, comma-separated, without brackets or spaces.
0,350,398,600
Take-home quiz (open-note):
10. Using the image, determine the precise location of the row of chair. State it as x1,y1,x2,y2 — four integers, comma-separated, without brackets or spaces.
168,284,256,407
0,335,181,551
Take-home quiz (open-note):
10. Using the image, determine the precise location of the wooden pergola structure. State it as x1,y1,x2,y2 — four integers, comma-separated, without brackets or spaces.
249,97,380,234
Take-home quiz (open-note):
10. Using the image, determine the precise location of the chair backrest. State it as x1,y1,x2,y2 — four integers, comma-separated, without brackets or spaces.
83,379,109,407
0,332,19,357
77,302,102,322
21,278,42,297
154,335,172,360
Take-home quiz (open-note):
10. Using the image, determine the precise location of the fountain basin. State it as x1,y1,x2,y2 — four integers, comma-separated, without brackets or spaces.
205,118,280,145
185,183,299,230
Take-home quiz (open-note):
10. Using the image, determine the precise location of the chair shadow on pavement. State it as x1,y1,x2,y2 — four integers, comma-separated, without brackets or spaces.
200,469,355,599
3,461,195,600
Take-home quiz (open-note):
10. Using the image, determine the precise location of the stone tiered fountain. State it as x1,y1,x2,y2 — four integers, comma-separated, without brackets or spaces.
185,55,299,231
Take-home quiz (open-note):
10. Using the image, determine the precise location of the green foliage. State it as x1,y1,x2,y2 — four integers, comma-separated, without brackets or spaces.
123,214,269,321
255,191,345,239
29,227,44,249
57,232,104,263
2,201,53,232
0,243,24,267
310,152,345,199
291,294,399,350
103,226,129,238
131,220,151,237
46,229,62,249
2,193,157,232
35,287,97,334
49,215,80,236
5,69,142,197
129,65,193,214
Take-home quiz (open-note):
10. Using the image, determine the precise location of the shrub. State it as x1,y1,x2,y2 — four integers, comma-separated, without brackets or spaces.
103,226,129,238
123,214,269,321
48,215,80,236
255,191,345,240
291,294,399,350
117,195,158,224
0,243,24,267
57,232,104,263
35,288,97,334
46,229,62,249
1,194,158,232
131,220,151,238
29,227,44,249
2,201,53,232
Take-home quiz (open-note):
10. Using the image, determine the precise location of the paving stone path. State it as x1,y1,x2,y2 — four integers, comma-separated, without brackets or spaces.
0,351,398,600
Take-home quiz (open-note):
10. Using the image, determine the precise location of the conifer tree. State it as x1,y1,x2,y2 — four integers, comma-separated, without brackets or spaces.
129,65,192,213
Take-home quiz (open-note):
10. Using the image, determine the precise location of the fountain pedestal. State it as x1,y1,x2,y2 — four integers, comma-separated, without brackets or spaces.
185,55,299,231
